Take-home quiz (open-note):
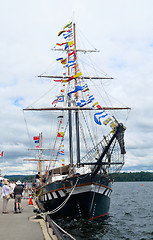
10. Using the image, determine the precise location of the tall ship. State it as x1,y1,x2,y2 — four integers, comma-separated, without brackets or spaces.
24,21,130,220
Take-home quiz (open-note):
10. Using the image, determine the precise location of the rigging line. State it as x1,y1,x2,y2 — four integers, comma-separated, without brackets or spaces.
78,53,111,78
77,46,117,117
39,50,65,77
55,121,68,161
124,108,131,124
48,116,61,170
48,119,69,170
81,111,96,148
88,110,99,146
86,49,112,78
25,84,58,109
79,121,88,152
105,90,130,110
90,78,118,118
76,25,98,52
22,111,33,147
47,112,55,159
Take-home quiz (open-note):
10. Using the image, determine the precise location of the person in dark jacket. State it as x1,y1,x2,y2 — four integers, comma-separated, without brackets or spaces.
14,180,23,213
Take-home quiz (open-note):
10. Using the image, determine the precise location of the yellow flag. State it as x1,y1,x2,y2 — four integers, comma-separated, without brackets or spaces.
68,41,74,47
58,30,65,36
64,22,72,29
110,122,117,133
61,58,67,64
73,72,82,79
93,101,99,107
103,118,112,126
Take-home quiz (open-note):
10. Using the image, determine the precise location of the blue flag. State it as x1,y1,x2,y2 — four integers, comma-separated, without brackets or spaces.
63,31,73,39
77,95,94,107
67,84,88,96
66,60,76,68
57,96,64,102
94,111,108,125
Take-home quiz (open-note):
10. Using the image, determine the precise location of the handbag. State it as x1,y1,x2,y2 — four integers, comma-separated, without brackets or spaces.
5,194,10,200
3,187,11,200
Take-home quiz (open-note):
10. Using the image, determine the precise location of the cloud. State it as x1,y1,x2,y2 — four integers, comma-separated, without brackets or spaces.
0,0,153,175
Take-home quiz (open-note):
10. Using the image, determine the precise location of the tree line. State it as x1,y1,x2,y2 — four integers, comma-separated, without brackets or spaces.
112,171,153,182
4,175,35,183
4,171,153,182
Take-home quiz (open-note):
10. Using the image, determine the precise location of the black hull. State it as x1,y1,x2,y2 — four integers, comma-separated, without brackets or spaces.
39,173,112,220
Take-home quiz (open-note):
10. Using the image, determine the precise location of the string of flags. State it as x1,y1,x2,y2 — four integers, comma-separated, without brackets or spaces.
67,84,89,96
33,136,40,148
51,21,120,166
54,21,117,141
57,116,65,166
77,95,95,107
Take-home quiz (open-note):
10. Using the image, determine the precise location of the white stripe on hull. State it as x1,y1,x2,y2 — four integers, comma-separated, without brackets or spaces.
44,184,112,201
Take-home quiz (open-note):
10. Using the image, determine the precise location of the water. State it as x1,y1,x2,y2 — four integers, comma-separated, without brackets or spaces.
55,182,153,240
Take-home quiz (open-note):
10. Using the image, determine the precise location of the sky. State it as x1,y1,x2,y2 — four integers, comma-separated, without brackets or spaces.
0,0,153,175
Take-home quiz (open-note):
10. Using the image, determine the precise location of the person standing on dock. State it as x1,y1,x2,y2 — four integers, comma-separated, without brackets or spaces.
10,181,16,193
2,180,11,214
14,180,23,213
35,172,40,187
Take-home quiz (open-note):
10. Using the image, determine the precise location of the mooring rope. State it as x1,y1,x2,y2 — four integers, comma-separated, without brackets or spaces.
51,219,77,240
33,178,79,240
44,178,79,216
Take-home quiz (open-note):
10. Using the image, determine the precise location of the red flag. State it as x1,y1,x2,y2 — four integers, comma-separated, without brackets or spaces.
62,75,74,83
68,50,76,57
96,105,102,109
0,151,4,157
33,136,40,141
57,132,64,137
53,79,63,82
56,42,67,46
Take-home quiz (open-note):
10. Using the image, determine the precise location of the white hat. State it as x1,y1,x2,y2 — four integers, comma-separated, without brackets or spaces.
16,180,22,185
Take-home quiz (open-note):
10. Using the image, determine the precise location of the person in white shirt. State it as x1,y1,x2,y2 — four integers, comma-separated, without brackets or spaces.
2,180,11,213
10,181,16,192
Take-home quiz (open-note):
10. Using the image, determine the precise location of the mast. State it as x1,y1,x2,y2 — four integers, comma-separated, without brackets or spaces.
68,27,73,170
38,132,43,184
68,96,73,168
73,23,81,165
24,132,55,184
